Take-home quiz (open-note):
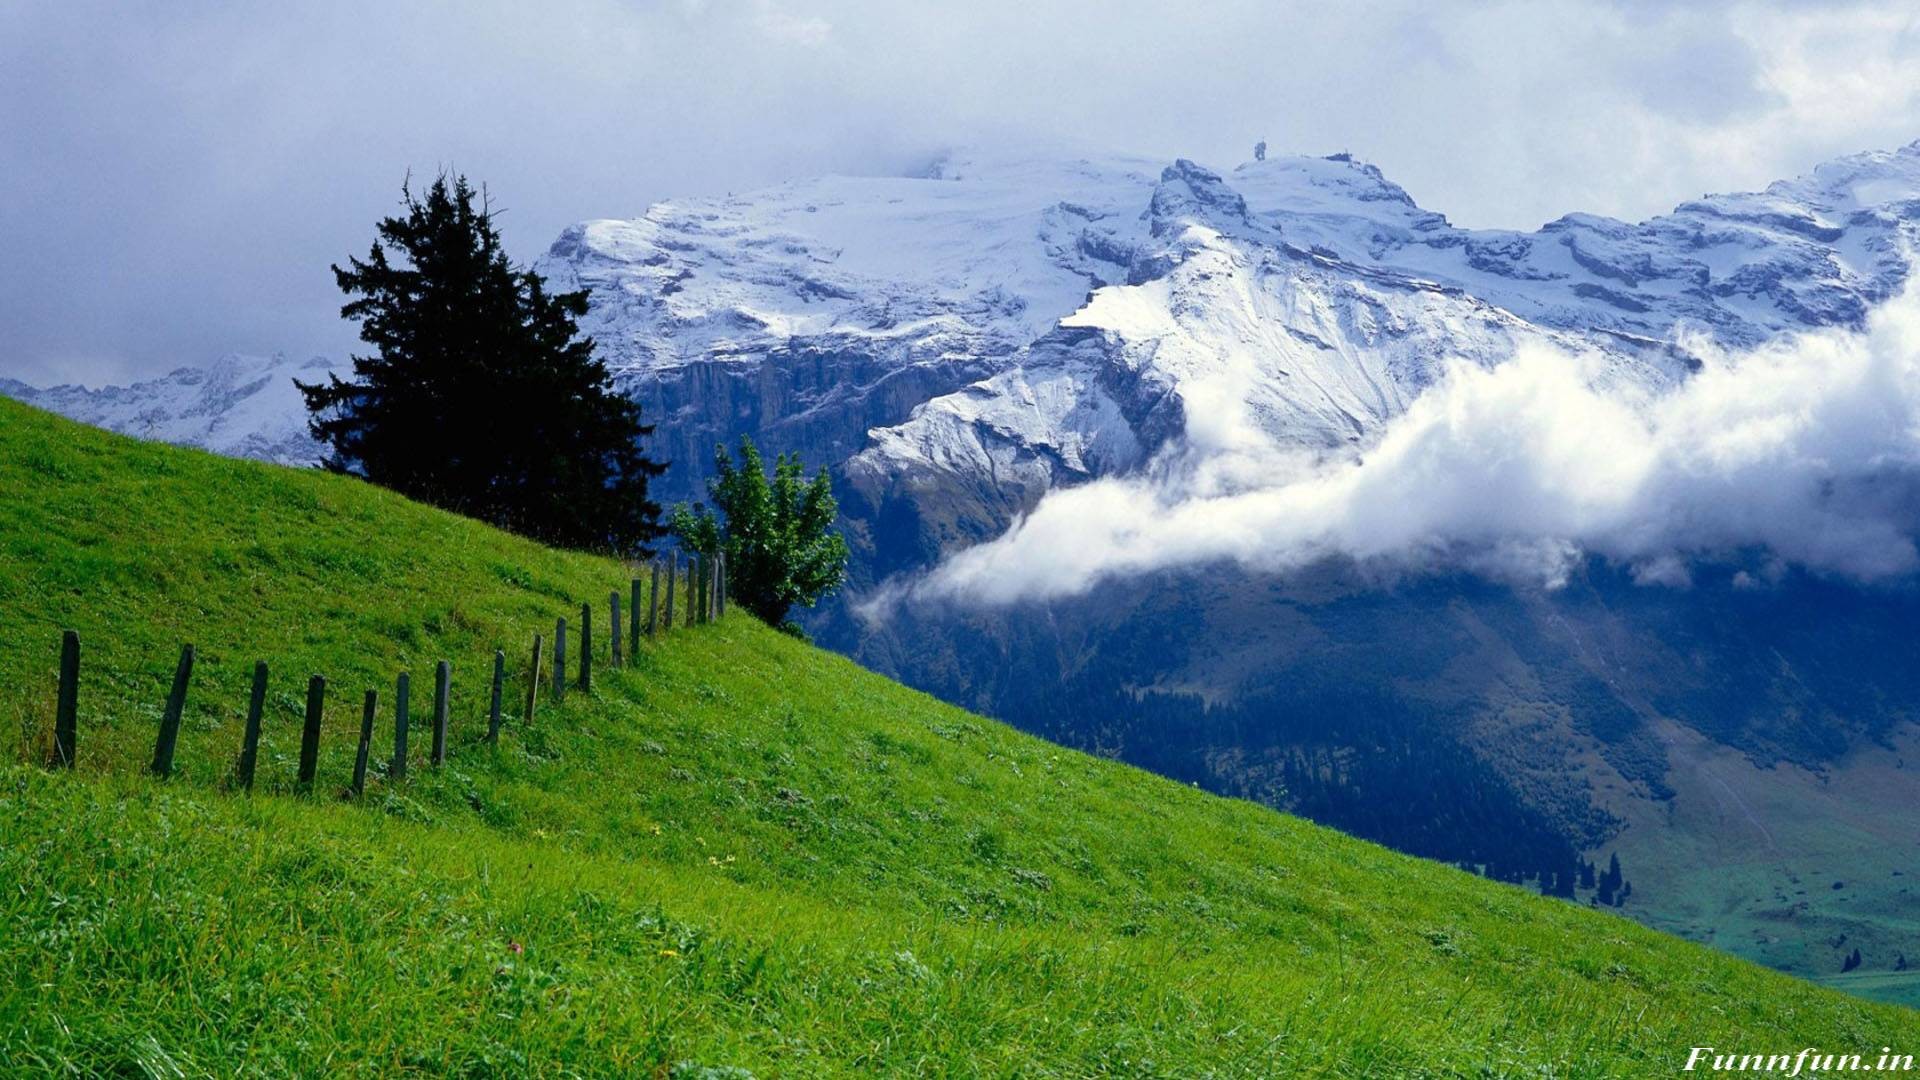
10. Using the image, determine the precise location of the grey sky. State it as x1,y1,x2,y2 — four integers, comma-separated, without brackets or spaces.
4,0,1918,387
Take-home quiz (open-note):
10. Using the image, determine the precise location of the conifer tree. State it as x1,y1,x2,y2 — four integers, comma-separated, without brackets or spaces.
298,173,665,552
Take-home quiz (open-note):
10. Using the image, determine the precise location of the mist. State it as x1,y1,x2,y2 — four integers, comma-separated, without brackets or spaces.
900,277,1920,608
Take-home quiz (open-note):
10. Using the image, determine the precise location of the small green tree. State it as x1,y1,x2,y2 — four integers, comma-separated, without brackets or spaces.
673,437,848,629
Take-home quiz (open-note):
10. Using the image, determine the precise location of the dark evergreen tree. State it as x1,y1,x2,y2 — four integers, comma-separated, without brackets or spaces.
298,173,665,552
1595,852,1625,902
671,436,848,630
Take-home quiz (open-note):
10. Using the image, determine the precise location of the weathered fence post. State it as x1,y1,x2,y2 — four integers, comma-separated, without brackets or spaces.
708,556,719,621
431,660,450,767
236,661,268,790
525,634,543,724
392,672,411,781
684,557,697,629
553,618,567,702
611,591,624,667
662,554,677,629
579,602,593,692
488,649,504,741
698,553,714,622
716,553,726,618
51,630,79,769
149,644,195,778
647,561,661,637
297,674,324,794
691,554,703,626
629,579,642,657
351,689,377,796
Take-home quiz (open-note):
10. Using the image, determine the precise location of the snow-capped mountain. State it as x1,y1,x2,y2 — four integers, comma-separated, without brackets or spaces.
0,352,333,466
14,142,1919,520
531,143,1920,543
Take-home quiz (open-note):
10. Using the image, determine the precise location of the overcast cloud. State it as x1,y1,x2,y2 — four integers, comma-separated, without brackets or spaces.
3,0,1919,386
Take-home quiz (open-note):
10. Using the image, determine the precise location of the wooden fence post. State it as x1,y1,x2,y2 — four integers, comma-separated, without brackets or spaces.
149,644,195,778
553,618,567,702
351,689,377,796
698,553,714,622
685,557,697,629
51,630,78,769
647,561,661,637
431,660,450,767
488,649,504,741
716,553,726,618
578,602,593,692
525,634,542,725
629,579,642,657
297,674,324,794
392,672,410,781
237,661,268,791
611,591,624,667
662,554,677,629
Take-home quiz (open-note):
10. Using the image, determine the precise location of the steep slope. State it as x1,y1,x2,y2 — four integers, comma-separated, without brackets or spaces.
3,398,1915,1074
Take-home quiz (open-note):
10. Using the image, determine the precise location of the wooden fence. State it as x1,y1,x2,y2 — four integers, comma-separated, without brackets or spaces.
40,551,728,793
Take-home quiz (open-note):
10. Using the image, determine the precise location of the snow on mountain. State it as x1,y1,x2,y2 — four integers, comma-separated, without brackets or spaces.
533,142,1920,544
1229,147,1920,348
0,353,333,466
539,151,1168,375
11,142,1920,535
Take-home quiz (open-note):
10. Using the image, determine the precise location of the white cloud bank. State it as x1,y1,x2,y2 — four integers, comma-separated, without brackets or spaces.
903,281,1920,608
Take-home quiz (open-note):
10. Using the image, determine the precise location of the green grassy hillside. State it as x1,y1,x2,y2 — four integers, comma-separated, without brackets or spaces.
0,396,1913,1076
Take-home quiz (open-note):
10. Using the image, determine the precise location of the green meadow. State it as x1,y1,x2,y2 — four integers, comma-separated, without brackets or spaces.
1,396,1913,1076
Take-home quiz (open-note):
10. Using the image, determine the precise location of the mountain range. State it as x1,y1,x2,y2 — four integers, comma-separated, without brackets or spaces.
10,141,1920,1002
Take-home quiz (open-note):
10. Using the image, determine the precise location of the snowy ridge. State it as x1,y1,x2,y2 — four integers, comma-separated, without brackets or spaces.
10,142,1920,537
535,142,1920,539
0,353,333,466
539,152,1167,376
1229,146,1920,346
